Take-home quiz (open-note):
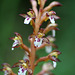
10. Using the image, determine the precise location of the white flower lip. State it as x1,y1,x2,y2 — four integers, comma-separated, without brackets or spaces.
42,63,54,71
49,16,56,37
24,17,32,24
53,61,57,68
18,67,27,75
34,38,43,47
49,16,55,24
12,40,19,50
4,70,9,75
45,46,52,53
52,30,55,37
23,54,29,60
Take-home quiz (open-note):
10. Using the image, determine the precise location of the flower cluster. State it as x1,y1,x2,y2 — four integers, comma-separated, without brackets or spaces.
0,0,62,75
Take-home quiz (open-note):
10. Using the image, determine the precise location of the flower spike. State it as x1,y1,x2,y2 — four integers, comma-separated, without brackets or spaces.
1,0,62,75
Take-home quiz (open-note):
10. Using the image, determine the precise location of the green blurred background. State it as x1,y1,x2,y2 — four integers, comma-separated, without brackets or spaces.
0,0,75,75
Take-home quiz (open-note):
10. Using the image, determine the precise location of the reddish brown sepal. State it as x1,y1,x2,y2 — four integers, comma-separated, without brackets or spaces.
9,37,15,40
48,56,60,62
53,27,60,30
52,50,61,55
0,69,3,71
50,1,62,7
12,62,21,68
51,43,58,48
2,63,10,67
19,14,28,18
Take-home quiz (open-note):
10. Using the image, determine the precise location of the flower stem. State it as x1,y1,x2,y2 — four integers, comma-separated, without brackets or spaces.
29,38,36,74
21,43,30,54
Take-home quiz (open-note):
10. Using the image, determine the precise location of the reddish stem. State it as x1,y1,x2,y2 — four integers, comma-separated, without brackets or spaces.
29,38,36,74
21,43,30,54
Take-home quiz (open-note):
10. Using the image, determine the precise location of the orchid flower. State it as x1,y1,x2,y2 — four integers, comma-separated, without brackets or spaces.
48,50,61,68
18,66,27,75
44,11,60,37
29,31,45,47
12,60,29,75
34,33,44,47
0,63,16,75
20,10,35,25
10,32,23,50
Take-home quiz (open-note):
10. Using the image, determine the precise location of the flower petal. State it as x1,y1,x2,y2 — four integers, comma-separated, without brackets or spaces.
53,61,57,68
52,30,55,37
4,71,8,75
34,38,43,47
49,16,55,24
23,54,29,60
24,17,32,24
45,46,52,53
50,1,62,7
42,63,54,71
18,68,27,75
12,40,19,50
